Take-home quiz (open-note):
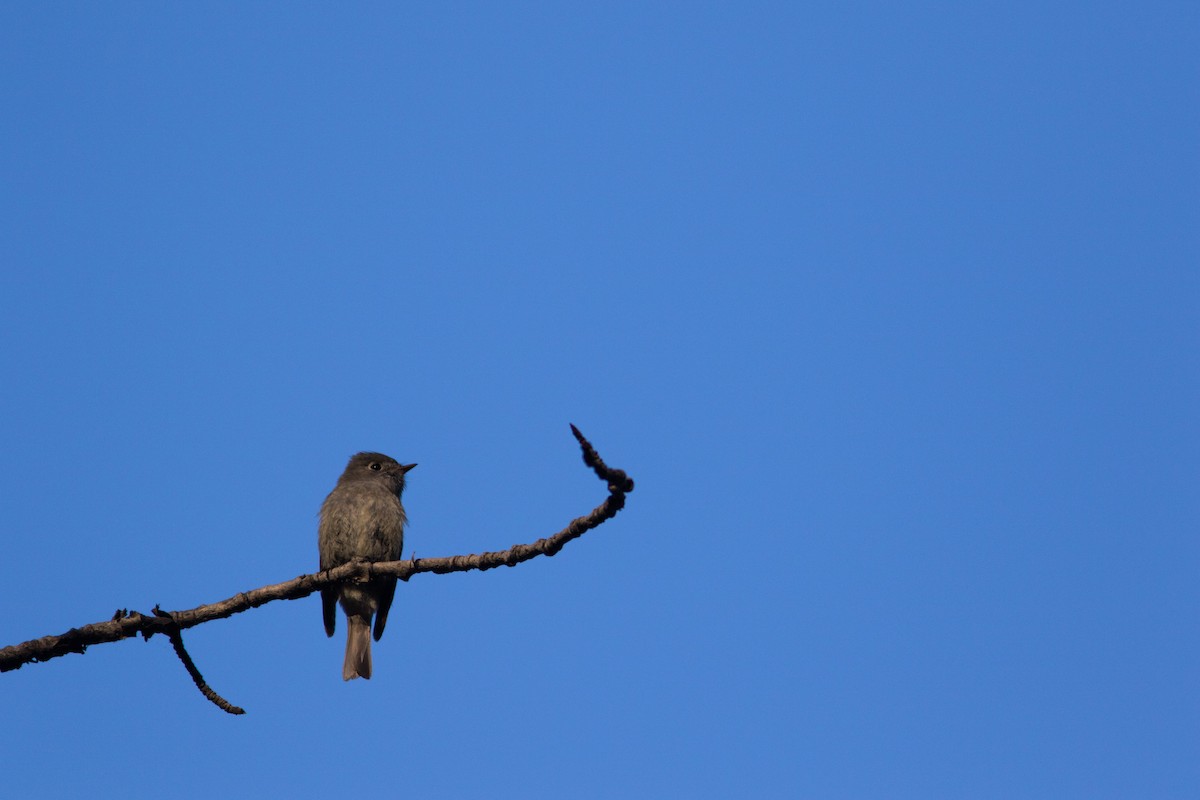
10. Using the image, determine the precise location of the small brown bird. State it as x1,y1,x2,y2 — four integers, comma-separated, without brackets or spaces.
318,452,415,680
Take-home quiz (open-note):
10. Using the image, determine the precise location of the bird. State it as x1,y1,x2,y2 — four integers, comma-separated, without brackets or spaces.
318,452,416,680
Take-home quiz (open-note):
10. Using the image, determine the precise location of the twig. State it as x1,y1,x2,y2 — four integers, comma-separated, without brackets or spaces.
153,606,245,715
0,426,632,710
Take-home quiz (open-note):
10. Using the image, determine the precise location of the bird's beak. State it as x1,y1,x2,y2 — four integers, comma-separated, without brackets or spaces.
400,463,417,473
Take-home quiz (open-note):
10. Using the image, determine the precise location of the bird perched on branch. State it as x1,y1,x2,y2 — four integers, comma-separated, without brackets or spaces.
318,452,415,680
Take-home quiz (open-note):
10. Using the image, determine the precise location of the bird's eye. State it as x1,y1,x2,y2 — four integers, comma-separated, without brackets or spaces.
369,462,382,471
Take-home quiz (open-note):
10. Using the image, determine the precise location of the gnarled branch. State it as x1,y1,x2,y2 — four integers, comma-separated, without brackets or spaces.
0,425,632,713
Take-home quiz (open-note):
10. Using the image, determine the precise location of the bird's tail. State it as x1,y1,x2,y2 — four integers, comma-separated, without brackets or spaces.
343,617,373,680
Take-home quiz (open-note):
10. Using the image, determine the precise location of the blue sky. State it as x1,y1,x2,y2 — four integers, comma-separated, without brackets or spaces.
1,3,1196,798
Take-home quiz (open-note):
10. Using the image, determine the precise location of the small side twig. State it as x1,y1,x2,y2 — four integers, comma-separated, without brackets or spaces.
151,606,245,716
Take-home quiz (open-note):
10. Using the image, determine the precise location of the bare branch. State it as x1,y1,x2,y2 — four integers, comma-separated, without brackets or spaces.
0,426,632,693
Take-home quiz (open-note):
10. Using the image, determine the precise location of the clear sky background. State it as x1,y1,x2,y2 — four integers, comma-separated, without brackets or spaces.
1,4,1196,798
